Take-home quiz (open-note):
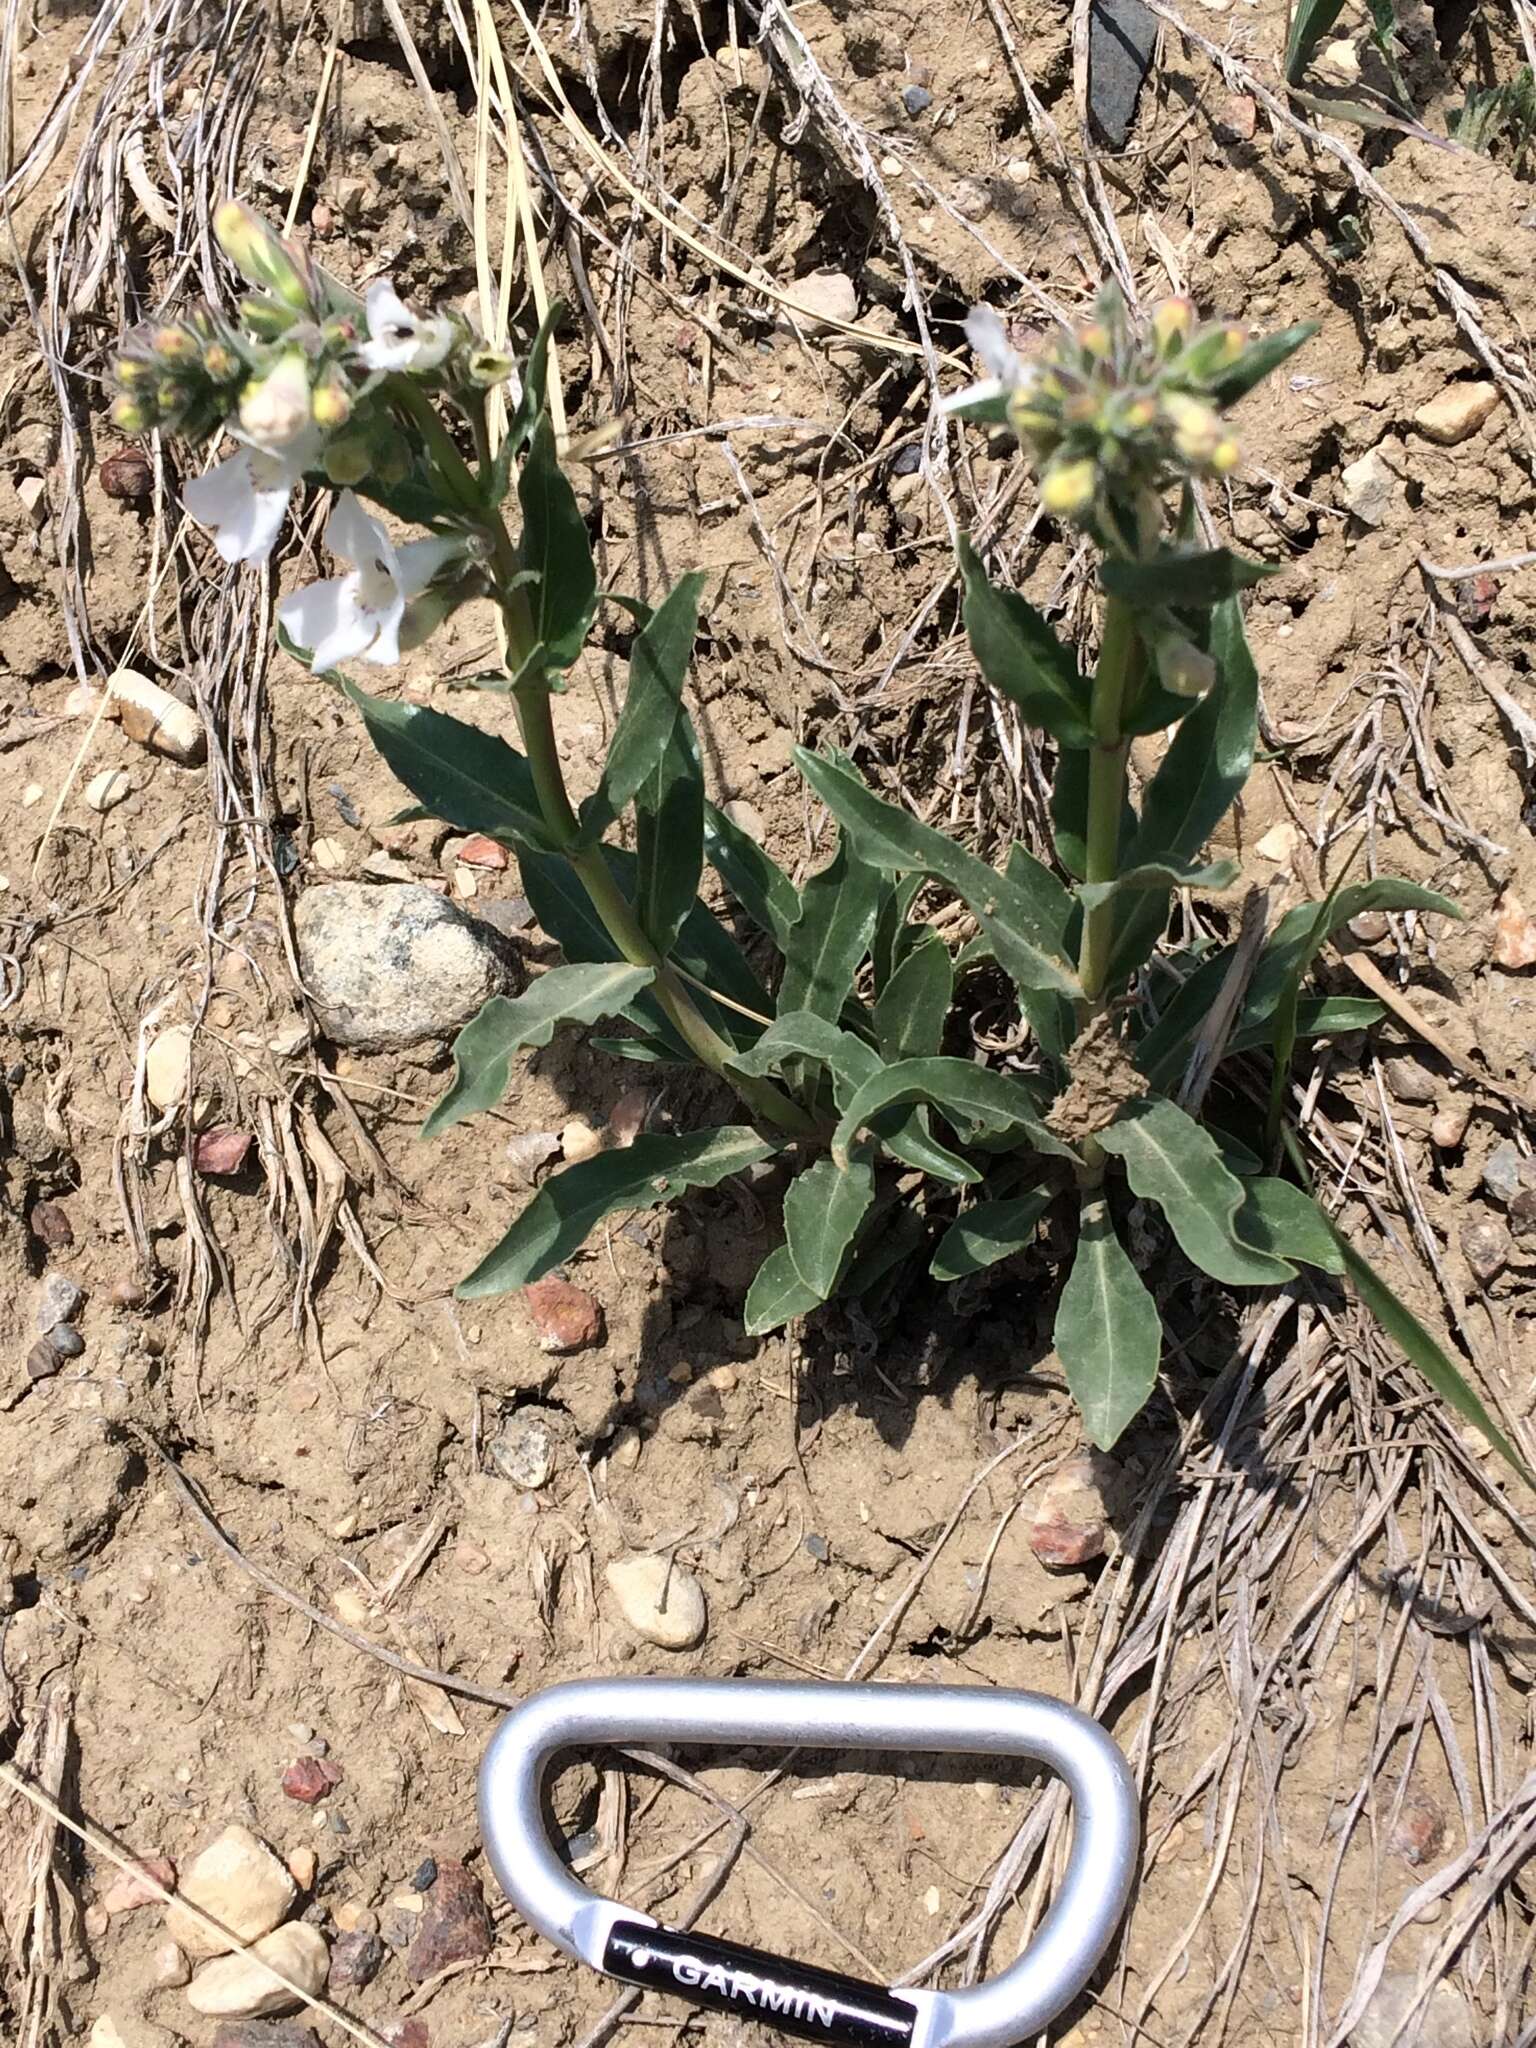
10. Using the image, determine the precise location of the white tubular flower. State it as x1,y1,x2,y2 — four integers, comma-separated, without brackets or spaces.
277,491,461,672
941,304,1030,419
359,280,454,373
184,429,320,565
237,350,315,452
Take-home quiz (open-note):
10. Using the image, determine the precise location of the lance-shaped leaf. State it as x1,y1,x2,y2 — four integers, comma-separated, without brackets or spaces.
1055,1195,1161,1449
519,413,598,670
1338,1230,1531,1484
872,874,926,989
1076,858,1238,912
777,834,882,1021
1097,1096,1296,1286
705,801,801,951
931,1189,1051,1282
345,682,556,852
874,933,953,1060
505,299,563,461
1205,321,1318,405
795,748,1080,1011
581,572,706,843
1235,1176,1345,1273
784,1148,877,1300
845,1205,929,1298
744,1243,822,1335
833,1056,1078,1166
1102,548,1276,610
457,1126,775,1295
425,965,655,1137
1111,598,1258,981
635,708,704,955
957,534,1094,747
1226,995,1383,1055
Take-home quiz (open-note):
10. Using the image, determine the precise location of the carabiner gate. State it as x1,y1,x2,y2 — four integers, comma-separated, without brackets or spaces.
479,1678,1137,2048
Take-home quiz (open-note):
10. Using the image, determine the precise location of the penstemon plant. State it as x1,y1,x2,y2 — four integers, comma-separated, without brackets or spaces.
116,202,1524,1465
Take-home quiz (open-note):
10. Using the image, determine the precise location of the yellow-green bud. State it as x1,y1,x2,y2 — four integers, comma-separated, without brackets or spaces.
1077,321,1111,360
238,350,314,451
322,432,372,485
215,200,312,313
466,347,515,389
110,394,150,433
1210,435,1240,475
152,325,198,362
241,294,299,340
311,373,354,430
1040,457,1097,519
202,342,241,383
1156,636,1216,699
370,431,411,488
1163,391,1221,463
1151,297,1195,356
114,356,155,389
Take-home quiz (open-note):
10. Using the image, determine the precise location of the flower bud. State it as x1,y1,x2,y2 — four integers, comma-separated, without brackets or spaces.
369,430,412,488
1076,321,1111,360
1156,635,1216,699
1162,391,1221,463
152,325,198,363
1179,322,1246,382
113,356,156,389
310,371,354,430
1210,435,1240,475
465,346,516,389
1150,297,1195,357
202,341,242,383
240,295,299,340
1040,457,1097,519
215,200,313,312
322,432,373,485
110,394,152,434
238,350,313,451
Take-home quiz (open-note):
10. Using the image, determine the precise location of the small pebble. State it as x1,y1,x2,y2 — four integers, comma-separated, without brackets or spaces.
522,1276,604,1354
145,1025,193,1111
287,1723,315,1744
1389,1789,1447,1865
84,1902,111,1938
101,447,154,501
26,1336,64,1382
287,1848,317,1891
282,1757,344,1804
164,1823,297,1957
29,1199,74,1249
560,1117,602,1164
1460,1219,1509,1285
1511,1187,1536,1238
85,768,133,814
605,1553,708,1650
328,1928,385,1991
405,1863,492,1984
1431,1103,1470,1151
490,1411,556,1489
153,1941,191,1988
1481,1140,1535,1207
409,1858,437,1892
187,1923,329,2017
49,1324,85,1359
902,84,933,114
1492,889,1536,971
333,1902,377,1935
1030,1455,1122,1570
37,1273,84,1332
1382,1055,1437,1106
102,1857,176,1914
803,1533,830,1563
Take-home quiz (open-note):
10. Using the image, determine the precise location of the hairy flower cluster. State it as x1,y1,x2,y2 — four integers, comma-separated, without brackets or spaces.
949,287,1275,536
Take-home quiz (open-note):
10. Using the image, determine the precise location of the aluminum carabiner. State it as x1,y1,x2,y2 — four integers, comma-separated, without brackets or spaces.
479,1677,1137,2048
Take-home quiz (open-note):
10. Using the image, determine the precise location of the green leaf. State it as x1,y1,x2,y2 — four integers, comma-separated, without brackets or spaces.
957,534,1094,747
583,571,705,841
704,802,801,951
833,1056,1078,1167
1225,995,1384,1053
506,299,562,460
931,1189,1051,1281
794,749,1080,1015
784,1149,877,1300
1052,749,1135,880
1112,598,1259,981
1077,858,1238,912
777,834,882,1021
874,933,952,1060
1285,0,1348,83
345,682,556,852
1054,1195,1161,1449
425,965,654,1137
845,1204,929,1298
1242,880,1457,1038
635,709,704,954
1097,1096,1296,1286
1102,549,1276,610
744,1243,822,1335
1205,322,1319,407
1235,1176,1345,1273
1337,1231,1532,1484
590,1033,680,1064
872,874,926,989
457,1126,775,1295
518,412,598,671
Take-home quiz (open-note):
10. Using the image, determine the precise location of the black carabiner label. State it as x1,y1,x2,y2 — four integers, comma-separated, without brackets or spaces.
604,1918,917,2047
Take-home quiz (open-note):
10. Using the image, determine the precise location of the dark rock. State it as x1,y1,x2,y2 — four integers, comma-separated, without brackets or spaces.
1087,0,1157,149
49,1325,85,1359
101,448,154,503
405,1863,491,1984
901,84,933,115
410,1858,437,1892
1480,1140,1535,1206
328,1929,385,1991
29,1199,73,1249
211,2025,323,2048
1461,1219,1510,1283
26,1337,63,1382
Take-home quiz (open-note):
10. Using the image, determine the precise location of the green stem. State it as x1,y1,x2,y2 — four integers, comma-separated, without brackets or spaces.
394,381,816,1137
1075,593,1142,1186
